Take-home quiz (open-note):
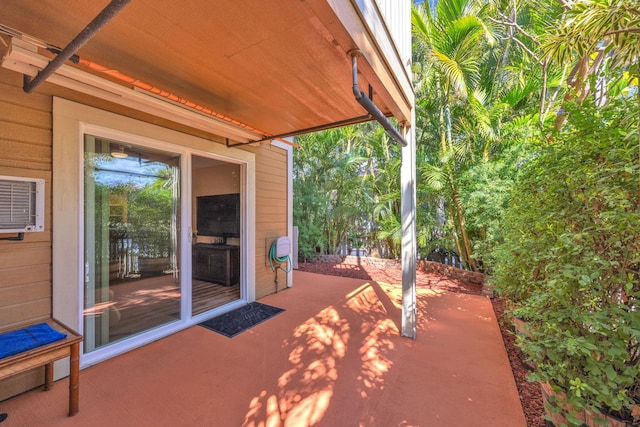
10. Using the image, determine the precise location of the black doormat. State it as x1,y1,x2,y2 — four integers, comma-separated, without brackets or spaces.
198,302,285,338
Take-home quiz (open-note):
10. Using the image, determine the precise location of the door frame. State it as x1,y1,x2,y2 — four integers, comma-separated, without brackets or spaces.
52,97,256,370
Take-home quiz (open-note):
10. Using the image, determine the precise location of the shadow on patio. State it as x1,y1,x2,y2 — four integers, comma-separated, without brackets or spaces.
1,271,526,426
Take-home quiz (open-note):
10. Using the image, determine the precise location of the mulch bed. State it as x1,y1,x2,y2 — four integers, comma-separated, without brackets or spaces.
491,298,546,427
297,261,545,427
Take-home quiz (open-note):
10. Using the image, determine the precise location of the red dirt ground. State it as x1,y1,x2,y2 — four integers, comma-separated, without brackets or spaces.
297,261,545,427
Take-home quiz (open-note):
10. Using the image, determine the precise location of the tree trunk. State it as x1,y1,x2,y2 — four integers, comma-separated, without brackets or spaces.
448,204,465,267
450,177,476,271
554,49,606,130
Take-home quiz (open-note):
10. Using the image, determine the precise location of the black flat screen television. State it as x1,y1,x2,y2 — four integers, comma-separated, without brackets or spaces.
196,193,240,238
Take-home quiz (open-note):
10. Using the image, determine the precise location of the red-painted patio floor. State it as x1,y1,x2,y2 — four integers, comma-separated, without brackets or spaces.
1,271,526,426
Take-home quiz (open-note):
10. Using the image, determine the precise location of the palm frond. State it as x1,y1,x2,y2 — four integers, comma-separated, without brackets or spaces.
432,50,471,96
436,0,473,29
421,164,445,191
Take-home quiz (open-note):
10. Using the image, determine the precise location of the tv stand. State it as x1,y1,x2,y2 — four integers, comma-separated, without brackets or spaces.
192,244,239,286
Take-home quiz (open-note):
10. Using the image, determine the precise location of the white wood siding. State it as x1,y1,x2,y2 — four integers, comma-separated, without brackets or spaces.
374,0,412,71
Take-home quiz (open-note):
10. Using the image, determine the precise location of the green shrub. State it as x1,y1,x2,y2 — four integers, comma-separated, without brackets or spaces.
492,97,640,425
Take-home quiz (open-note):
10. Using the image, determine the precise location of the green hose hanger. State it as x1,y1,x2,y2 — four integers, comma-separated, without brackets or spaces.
269,237,291,293
269,240,291,273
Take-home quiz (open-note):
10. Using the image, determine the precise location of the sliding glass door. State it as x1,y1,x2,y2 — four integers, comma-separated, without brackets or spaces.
191,155,242,315
83,135,181,353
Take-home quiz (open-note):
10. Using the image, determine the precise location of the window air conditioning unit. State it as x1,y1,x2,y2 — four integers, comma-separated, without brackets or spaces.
0,175,45,233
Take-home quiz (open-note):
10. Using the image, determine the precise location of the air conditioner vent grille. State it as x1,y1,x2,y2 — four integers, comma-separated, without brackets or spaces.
0,176,45,233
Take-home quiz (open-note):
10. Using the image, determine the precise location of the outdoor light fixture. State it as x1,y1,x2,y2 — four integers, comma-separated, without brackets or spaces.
110,145,128,158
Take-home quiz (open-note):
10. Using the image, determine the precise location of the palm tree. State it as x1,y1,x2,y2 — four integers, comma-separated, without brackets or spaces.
362,125,403,258
541,0,640,130
413,0,487,149
412,0,491,270
294,126,369,257
412,0,552,270
483,0,565,124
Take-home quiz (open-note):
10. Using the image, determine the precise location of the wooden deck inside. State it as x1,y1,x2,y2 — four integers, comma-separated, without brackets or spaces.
192,279,240,315
92,275,241,343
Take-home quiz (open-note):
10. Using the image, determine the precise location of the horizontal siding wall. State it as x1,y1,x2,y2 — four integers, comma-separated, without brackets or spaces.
0,67,54,400
245,144,289,299
0,68,53,327
0,73,52,172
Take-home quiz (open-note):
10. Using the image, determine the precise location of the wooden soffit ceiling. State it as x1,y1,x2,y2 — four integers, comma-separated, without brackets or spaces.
1,0,408,141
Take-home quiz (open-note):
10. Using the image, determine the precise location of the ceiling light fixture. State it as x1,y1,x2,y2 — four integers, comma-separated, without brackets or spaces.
110,145,128,158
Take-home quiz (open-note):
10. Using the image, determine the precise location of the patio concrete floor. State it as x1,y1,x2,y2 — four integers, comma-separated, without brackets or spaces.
1,271,526,426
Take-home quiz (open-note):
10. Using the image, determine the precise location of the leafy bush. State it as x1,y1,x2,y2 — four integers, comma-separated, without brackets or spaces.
492,97,640,424
460,139,537,273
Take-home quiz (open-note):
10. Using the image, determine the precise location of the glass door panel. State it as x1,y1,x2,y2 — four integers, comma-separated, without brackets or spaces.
191,155,241,315
83,135,181,353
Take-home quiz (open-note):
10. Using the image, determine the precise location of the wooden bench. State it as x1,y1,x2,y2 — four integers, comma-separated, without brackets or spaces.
0,319,82,416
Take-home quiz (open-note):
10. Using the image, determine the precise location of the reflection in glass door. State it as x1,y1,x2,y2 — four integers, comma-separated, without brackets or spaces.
83,135,181,353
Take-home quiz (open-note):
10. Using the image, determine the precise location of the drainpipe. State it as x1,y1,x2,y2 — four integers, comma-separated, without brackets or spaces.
349,50,407,147
23,0,132,93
